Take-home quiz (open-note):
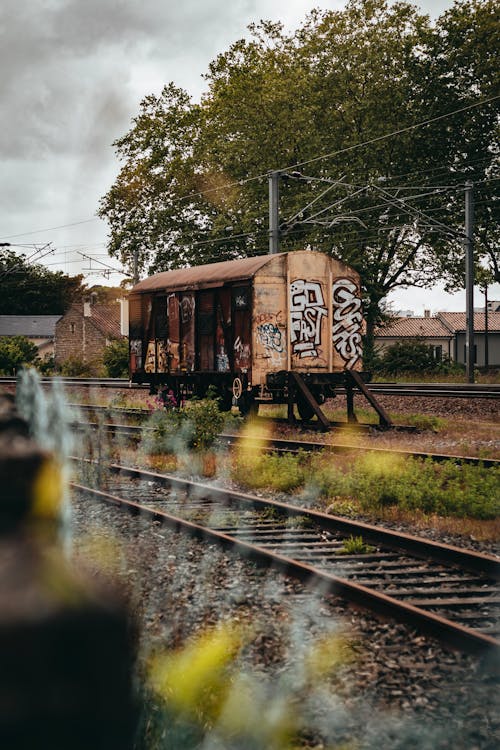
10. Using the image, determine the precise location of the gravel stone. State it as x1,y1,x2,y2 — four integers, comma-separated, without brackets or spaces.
70,490,499,750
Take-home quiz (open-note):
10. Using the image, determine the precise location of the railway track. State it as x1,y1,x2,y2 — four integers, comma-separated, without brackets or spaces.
2,376,499,399
72,462,500,657
74,413,500,468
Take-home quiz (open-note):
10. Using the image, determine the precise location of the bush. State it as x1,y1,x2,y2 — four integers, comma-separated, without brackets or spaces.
143,397,226,455
0,335,39,374
103,338,129,377
35,354,55,375
377,339,438,375
60,355,102,377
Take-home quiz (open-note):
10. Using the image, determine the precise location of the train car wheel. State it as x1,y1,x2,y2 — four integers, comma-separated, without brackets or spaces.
296,394,315,421
238,393,257,417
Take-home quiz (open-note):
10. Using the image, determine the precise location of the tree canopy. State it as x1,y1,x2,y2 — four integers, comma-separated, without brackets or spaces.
0,336,39,375
0,248,86,315
99,0,499,333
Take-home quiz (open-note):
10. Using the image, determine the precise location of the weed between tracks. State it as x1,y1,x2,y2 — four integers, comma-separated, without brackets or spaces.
230,449,500,526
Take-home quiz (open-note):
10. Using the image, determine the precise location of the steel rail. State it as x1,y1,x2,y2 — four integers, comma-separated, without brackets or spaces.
221,434,500,469
72,476,500,657
104,463,500,578
1,376,499,398
74,420,500,468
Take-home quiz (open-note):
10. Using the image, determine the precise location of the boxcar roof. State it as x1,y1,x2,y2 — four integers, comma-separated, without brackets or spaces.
131,254,278,293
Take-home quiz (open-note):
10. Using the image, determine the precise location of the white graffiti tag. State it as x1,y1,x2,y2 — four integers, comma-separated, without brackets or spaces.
332,278,363,368
290,280,327,358
257,323,283,353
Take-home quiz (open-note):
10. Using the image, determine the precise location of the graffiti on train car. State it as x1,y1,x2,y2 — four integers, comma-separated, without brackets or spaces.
257,322,284,354
156,341,168,373
290,279,327,358
130,339,142,371
234,336,251,370
144,341,156,373
180,295,195,323
332,278,363,368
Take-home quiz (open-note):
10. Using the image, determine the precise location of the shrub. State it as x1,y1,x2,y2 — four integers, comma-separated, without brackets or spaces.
143,397,226,455
103,338,129,377
231,451,306,493
35,354,55,375
377,339,439,375
60,355,102,377
0,335,39,374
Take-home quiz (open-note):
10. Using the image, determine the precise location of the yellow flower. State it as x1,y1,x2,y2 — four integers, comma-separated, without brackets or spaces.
31,457,64,520
150,622,245,720
304,634,354,681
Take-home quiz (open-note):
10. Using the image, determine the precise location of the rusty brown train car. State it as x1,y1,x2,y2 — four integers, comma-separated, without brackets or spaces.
128,250,367,419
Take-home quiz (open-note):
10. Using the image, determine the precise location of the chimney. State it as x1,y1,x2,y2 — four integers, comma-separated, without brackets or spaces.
84,293,98,317
424,309,430,318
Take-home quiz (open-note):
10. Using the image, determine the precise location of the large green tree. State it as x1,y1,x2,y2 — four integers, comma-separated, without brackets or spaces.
0,248,85,314
99,0,499,337
427,0,499,286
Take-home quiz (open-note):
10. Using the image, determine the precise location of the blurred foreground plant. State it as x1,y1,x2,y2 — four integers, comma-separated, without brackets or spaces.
137,619,354,750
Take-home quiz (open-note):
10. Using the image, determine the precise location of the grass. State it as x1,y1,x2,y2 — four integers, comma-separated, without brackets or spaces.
336,535,376,555
230,449,500,525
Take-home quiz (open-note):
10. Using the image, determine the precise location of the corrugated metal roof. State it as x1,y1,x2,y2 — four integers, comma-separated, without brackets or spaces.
375,317,452,338
0,315,61,337
131,255,276,293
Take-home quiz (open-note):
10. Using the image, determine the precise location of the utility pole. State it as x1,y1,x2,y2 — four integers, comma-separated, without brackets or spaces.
268,171,280,254
464,180,475,383
484,281,489,369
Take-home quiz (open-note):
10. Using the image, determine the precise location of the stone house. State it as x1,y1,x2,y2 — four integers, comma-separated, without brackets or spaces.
375,311,500,367
0,315,61,358
54,298,124,369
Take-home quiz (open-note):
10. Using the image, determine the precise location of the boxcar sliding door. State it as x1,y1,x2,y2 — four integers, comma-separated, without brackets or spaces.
197,291,215,371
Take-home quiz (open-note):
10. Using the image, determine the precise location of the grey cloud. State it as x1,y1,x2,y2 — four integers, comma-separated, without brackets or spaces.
1,0,456,255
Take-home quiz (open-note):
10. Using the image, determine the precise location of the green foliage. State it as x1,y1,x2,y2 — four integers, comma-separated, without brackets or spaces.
374,340,469,378
404,413,446,432
311,453,499,520
143,397,226,455
59,356,102,377
99,0,499,335
0,336,39,374
184,398,226,452
231,452,306,493
103,338,129,377
35,354,55,375
336,535,375,555
0,248,86,314
232,448,499,520
377,340,440,375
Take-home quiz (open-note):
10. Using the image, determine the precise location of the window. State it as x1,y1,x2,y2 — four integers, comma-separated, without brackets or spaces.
70,323,75,334
433,345,442,361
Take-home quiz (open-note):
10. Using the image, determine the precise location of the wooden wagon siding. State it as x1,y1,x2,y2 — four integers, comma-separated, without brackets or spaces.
128,251,364,390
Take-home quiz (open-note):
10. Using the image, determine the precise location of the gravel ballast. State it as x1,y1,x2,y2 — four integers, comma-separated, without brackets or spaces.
71,489,499,750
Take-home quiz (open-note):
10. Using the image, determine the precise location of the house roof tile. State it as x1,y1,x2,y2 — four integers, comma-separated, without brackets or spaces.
437,311,500,333
375,317,451,338
89,305,122,339
0,315,61,338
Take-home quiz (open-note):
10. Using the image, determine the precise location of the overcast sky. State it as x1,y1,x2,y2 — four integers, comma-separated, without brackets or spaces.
1,0,496,313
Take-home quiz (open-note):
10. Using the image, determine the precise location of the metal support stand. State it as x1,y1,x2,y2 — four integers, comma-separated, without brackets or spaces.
289,372,330,432
345,382,358,424
346,370,393,429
